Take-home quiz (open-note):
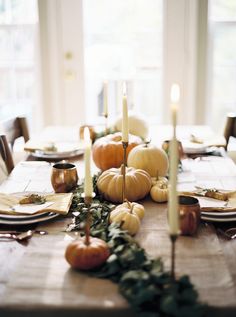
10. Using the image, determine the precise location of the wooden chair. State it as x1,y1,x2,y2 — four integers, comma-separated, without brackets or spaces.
1,116,30,148
224,113,236,149
0,135,14,174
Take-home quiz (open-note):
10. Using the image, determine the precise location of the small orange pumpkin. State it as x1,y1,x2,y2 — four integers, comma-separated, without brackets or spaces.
65,236,110,270
92,132,142,171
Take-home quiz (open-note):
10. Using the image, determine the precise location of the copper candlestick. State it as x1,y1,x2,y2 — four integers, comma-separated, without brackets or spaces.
84,195,93,245
122,141,128,202
170,234,178,280
103,113,109,135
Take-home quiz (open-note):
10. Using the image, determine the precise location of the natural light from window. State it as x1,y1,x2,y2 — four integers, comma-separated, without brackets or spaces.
208,0,236,130
0,0,38,127
83,0,163,125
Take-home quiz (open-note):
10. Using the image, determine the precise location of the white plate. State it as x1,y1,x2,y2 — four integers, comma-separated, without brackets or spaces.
0,212,59,225
0,211,51,220
201,215,236,222
201,211,236,217
32,149,83,160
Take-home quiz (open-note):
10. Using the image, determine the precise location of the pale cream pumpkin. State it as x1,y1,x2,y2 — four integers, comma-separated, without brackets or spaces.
127,143,169,177
111,200,145,220
110,202,142,235
113,112,149,139
150,177,169,203
97,166,152,203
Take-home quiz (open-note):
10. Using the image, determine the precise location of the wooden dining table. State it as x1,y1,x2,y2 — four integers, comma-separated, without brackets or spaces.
0,125,235,317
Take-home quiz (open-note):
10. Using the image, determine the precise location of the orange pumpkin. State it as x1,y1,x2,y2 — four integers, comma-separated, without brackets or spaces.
92,132,142,171
65,237,110,270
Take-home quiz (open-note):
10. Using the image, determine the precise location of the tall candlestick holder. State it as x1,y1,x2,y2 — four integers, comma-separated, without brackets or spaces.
122,141,128,202
81,194,96,245
170,233,178,280
103,113,109,135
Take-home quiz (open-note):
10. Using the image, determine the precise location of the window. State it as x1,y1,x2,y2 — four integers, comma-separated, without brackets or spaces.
83,0,163,124
0,0,39,130
208,0,236,130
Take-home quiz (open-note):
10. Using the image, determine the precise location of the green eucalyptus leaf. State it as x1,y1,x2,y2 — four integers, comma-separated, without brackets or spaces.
67,178,205,317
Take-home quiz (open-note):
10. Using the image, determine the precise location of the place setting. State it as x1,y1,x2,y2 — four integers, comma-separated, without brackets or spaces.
24,140,84,161
0,161,79,226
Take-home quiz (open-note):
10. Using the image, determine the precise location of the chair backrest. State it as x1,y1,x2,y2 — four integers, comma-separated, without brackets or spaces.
1,117,30,148
224,113,236,149
0,135,14,174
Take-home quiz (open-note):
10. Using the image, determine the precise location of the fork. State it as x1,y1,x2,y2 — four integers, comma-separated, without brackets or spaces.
0,230,34,241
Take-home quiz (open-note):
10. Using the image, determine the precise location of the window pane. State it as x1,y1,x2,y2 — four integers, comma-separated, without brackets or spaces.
12,28,35,62
208,2,236,130
0,0,38,124
210,0,236,20
15,69,34,99
83,0,163,124
0,69,11,99
11,0,38,24
0,29,11,60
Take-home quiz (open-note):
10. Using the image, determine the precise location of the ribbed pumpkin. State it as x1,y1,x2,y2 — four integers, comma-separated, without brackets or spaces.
127,143,169,177
111,200,145,220
97,166,152,203
110,202,143,235
150,177,169,203
92,132,142,171
113,112,149,139
65,237,110,270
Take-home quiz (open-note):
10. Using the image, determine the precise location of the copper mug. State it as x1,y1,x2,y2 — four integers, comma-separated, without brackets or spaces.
179,195,200,235
162,140,184,159
51,163,78,193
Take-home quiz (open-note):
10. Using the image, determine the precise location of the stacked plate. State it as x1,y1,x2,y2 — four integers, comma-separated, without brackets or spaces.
31,142,84,160
201,210,236,222
0,211,59,225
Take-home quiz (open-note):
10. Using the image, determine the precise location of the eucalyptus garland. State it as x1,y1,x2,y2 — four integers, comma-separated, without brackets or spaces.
66,175,205,317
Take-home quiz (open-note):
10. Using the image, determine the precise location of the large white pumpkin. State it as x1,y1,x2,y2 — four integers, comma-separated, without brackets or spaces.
127,143,169,177
113,112,149,139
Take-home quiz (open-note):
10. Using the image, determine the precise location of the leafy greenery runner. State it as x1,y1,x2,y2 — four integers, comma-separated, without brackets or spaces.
66,176,205,317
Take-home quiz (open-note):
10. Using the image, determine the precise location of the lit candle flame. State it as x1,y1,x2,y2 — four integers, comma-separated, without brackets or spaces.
171,84,180,103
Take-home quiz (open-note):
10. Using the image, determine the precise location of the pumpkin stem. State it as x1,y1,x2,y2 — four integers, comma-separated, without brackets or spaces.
145,138,151,147
125,199,132,209
130,205,134,214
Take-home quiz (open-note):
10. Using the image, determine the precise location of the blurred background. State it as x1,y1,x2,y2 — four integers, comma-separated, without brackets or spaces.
0,0,235,134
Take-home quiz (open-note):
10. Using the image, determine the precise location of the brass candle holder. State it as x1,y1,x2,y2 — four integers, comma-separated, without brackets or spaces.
122,141,128,202
83,195,93,245
103,113,109,135
170,233,178,280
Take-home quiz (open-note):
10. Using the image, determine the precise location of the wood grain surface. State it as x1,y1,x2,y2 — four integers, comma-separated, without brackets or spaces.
0,156,235,317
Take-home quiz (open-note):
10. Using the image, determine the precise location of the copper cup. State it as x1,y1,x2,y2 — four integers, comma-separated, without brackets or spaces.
79,125,96,143
179,195,200,235
51,163,78,193
162,139,184,158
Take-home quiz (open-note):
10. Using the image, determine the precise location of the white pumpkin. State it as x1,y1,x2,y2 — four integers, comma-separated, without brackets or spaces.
111,201,145,220
151,176,168,186
113,112,149,139
150,178,169,203
110,202,142,235
127,143,169,177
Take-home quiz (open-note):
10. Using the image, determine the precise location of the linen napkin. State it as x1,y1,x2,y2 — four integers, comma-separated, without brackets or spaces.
0,193,73,216
180,191,236,213
24,140,83,154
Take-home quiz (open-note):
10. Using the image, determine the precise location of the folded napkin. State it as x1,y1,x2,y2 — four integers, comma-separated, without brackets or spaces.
180,191,236,212
0,193,73,216
24,140,83,154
